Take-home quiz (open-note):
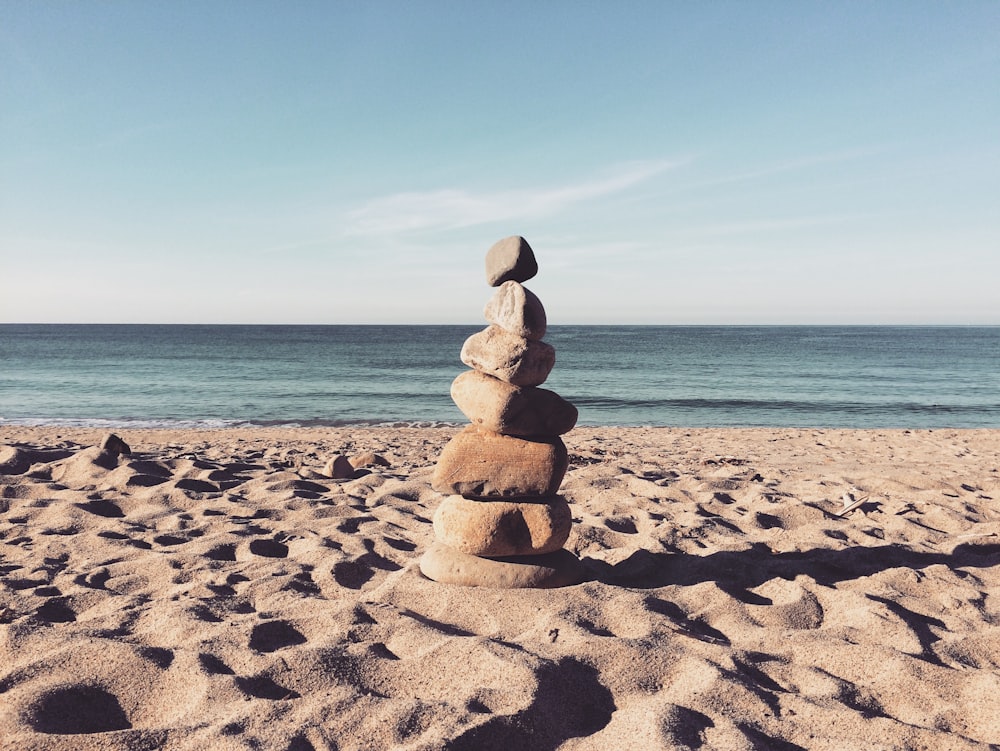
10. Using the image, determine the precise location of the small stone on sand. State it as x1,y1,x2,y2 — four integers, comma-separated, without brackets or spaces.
323,455,356,479
100,433,131,456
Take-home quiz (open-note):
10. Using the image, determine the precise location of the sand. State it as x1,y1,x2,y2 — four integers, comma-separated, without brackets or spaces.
1,425,999,750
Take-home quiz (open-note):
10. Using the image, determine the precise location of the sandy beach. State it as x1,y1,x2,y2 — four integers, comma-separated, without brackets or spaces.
1,425,999,750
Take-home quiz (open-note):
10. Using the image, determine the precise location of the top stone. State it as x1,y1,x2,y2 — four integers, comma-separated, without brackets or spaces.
485,236,538,287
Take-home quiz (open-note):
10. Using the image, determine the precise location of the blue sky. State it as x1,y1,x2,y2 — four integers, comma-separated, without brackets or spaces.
2,1,998,324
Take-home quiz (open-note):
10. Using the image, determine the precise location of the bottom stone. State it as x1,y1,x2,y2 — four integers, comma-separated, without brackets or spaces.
419,542,583,589
432,495,572,557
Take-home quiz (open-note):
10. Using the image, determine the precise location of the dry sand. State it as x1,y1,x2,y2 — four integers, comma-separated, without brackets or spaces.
1,425,999,750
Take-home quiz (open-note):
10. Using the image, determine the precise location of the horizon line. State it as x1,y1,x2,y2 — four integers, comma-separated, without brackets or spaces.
3,321,999,328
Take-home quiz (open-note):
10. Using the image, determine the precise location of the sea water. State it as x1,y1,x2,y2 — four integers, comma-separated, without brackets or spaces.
1,325,998,429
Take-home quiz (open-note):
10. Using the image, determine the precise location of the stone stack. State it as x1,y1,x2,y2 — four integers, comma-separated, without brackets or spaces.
420,236,583,588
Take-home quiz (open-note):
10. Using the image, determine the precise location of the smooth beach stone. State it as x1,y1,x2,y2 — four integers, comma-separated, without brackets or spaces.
460,325,555,387
484,281,547,340
100,433,131,457
420,542,583,588
451,370,578,437
349,451,390,469
322,455,356,479
432,425,569,498
485,236,538,287
433,495,571,556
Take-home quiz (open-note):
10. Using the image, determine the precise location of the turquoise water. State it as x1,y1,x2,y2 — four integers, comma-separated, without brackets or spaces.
1,325,998,428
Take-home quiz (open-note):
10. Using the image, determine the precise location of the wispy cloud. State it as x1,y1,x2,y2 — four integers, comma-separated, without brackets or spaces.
342,159,682,236
669,214,869,237
696,147,887,189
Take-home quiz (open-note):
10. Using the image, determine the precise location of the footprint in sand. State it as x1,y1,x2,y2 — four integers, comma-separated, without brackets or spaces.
249,619,308,653
753,511,785,530
74,498,125,518
332,558,380,590
198,652,235,675
4,640,209,740
247,538,289,558
746,576,825,630
658,703,715,749
445,658,615,751
34,596,77,624
174,478,220,494
235,673,301,700
23,684,133,734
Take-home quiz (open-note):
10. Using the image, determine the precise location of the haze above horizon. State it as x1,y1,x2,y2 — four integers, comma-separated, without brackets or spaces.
2,2,998,325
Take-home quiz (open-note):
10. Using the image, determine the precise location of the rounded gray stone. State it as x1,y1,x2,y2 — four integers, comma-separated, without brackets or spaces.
99,433,131,457
460,325,555,387
484,281,547,340
485,236,538,287
450,370,577,437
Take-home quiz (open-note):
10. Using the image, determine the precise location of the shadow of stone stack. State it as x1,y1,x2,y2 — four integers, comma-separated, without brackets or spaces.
419,236,584,588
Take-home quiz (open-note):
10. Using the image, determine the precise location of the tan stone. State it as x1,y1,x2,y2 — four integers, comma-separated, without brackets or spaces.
322,455,355,479
485,236,537,286
484,281,547,340
432,426,568,498
100,433,131,456
450,370,577,437
349,452,390,469
419,542,583,588
433,495,571,556
460,325,555,387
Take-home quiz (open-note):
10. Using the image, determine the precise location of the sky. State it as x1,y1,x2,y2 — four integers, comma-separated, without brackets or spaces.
2,1,998,324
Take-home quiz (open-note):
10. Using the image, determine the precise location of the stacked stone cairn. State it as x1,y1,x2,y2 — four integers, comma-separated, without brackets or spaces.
419,236,584,588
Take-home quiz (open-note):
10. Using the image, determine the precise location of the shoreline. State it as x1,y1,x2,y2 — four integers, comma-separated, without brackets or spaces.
4,422,1000,436
2,425,999,748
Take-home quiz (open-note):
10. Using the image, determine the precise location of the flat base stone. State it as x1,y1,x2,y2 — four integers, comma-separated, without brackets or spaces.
419,542,584,588
433,495,571,556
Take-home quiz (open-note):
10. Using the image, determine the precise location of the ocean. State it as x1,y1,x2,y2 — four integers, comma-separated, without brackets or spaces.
1,325,998,429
